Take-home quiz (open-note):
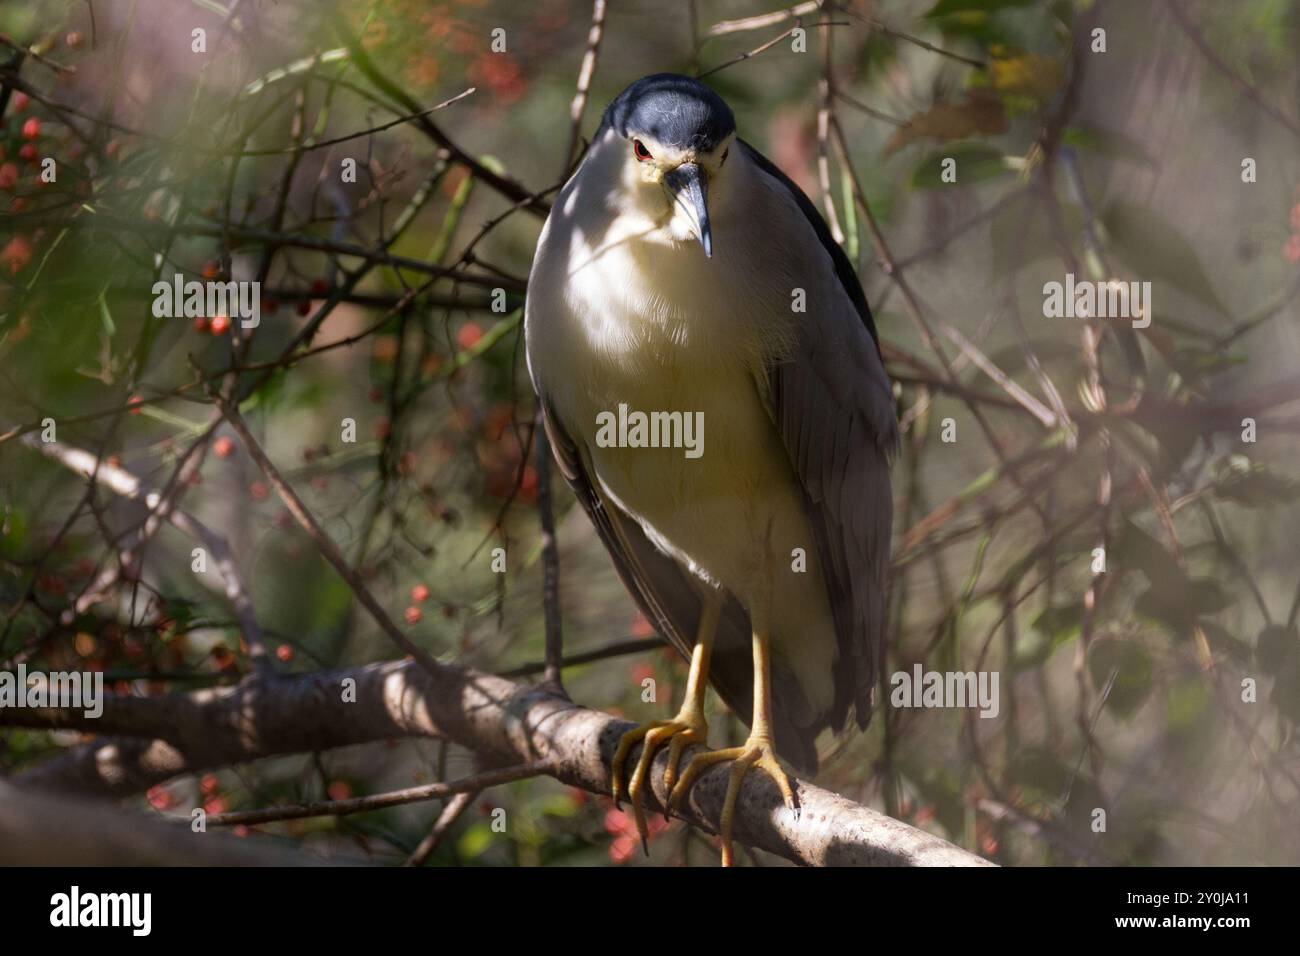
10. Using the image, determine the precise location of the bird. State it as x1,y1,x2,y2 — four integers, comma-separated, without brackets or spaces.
525,73,897,865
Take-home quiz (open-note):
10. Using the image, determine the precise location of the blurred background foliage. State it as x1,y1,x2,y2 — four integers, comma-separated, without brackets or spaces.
1,0,1299,865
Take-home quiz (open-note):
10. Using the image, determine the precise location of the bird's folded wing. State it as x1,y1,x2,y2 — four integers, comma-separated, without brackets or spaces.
538,399,821,772
769,342,896,733
743,140,898,734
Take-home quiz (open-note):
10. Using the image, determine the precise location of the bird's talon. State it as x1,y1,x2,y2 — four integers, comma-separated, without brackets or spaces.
667,735,795,866
611,715,709,850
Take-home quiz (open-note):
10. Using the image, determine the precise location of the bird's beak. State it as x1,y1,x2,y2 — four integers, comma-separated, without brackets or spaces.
663,163,712,258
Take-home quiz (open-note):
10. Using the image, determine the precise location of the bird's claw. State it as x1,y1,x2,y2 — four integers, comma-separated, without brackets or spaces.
610,714,708,854
667,735,797,867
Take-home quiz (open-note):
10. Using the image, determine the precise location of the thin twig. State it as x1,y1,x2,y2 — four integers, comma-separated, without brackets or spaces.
562,0,607,176
405,790,478,866
208,762,549,827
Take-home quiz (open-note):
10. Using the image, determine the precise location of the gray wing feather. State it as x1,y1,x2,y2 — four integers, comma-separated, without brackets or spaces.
746,140,898,734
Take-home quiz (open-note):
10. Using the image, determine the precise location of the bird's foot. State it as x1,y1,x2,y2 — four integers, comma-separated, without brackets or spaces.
667,734,797,867
610,711,709,853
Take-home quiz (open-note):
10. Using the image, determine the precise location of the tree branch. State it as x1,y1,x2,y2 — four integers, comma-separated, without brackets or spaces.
8,658,990,867
0,780,313,866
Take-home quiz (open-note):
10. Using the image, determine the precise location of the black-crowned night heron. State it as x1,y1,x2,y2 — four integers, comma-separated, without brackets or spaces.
525,73,897,864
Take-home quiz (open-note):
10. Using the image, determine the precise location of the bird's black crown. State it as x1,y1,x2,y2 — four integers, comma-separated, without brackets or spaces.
600,73,736,153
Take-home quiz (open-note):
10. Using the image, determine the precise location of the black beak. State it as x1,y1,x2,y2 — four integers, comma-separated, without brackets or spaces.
664,162,712,258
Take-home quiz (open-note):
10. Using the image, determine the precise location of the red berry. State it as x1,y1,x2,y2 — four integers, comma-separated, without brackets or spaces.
411,583,430,604
519,465,539,501
2,235,32,274
0,163,18,190
1285,233,1300,264
210,314,231,335
404,606,423,625
193,316,210,333
456,322,483,350
249,481,269,501
327,780,353,801
275,644,294,662
295,298,311,316
201,774,220,795
213,436,234,459
310,277,329,296
18,143,37,162
203,795,228,815
201,259,220,280
12,92,29,112
128,394,145,414
21,118,40,140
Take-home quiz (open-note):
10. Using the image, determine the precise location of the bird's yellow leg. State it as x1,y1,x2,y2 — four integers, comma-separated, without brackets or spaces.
611,593,721,851
667,626,798,866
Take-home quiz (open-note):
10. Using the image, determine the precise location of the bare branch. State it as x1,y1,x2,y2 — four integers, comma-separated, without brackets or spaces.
9,659,990,867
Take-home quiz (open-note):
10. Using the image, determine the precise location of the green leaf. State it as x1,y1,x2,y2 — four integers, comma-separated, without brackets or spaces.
534,794,581,819
1013,603,1081,670
910,145,1013,189
1113,519,1188,596
1089,638,1153,718
456,821,495,859
1102,200,1232,317
1135,580,1233,636
1063,126,1157,167
1186,577,1234,615
97,292,116,338
1255,624,1298,674
1272,660,1300,723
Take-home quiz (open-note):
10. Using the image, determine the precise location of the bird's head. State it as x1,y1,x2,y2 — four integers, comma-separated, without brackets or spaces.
594,73,736,258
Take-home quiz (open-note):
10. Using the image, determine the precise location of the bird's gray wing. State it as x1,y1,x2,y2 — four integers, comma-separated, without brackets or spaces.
743,140,898,735
538,397,820,772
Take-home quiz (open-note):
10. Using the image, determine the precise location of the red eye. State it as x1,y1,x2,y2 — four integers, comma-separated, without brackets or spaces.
632,139,653,162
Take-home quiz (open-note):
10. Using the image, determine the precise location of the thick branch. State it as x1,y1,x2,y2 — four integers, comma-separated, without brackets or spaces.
0,780,312,866
9,660,990,867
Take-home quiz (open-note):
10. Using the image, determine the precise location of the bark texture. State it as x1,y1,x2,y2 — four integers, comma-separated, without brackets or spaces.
7,659,991,867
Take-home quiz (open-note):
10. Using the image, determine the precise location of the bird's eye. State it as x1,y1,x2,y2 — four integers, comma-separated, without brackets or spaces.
720,147,730,166
632,139,653,162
